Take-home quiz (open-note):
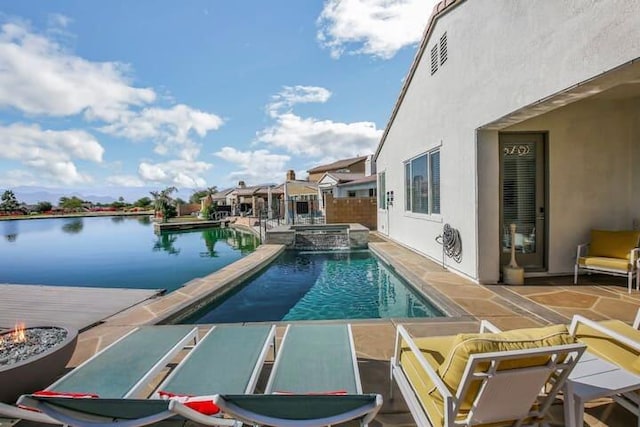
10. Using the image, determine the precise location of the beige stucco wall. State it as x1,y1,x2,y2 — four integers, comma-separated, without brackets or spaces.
376,0,640,282
502,97,640,274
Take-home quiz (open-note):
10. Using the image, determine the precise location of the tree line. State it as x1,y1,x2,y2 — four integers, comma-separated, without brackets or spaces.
0,186,217,217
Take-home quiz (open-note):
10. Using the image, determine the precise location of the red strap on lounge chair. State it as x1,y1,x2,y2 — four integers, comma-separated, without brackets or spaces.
158,391,221,415
32,391,100,398
18,390,100,412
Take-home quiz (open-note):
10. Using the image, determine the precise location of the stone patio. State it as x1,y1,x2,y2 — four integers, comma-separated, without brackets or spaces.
9,231,640,426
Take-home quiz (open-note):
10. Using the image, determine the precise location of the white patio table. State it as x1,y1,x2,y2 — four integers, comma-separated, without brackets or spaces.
564,351,640,427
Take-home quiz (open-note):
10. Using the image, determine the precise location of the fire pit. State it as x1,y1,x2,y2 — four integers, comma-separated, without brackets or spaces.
0,324,78,403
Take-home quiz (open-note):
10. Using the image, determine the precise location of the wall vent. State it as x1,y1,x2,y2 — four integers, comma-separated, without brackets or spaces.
440,32,447,65
430,45,438,75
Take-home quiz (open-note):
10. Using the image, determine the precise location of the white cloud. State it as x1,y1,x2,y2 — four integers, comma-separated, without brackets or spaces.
257,112,381,163
0,22,155,120
0,169,41,187
257,85,381,164
267,85,332,117
0,123,103,185
317,0,436,59
138,160,212,188
47,13,72,30
215,147,291,183
99,104,224,160
106,174,145,187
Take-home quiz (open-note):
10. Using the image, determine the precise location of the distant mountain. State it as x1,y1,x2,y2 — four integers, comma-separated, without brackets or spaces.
4,186,195,204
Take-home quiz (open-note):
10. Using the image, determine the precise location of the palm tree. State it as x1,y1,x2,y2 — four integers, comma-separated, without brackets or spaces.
150,186,177,223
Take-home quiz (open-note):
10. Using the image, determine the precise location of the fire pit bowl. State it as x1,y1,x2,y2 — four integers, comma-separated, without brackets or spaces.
0,325,78,403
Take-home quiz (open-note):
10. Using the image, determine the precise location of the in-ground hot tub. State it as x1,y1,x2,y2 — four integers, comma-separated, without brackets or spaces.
264,223,369,250
0,325,78,403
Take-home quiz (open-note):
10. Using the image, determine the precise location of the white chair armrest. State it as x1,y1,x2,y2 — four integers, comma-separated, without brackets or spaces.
479,320,502,333
576,243,589,260
569,314,640,352
633,308,640,330
630,247,640,264
394,326,452,400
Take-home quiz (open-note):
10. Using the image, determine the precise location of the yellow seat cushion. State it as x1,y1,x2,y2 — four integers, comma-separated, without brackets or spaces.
574,319,640,374
400,325,574,426
437,324,575,412
578,256,632,272
400,335,454,426
589,230,640,260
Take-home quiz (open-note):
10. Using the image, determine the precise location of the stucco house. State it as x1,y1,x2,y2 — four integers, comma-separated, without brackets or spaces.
334,175,377,199
307,155,370,182
374,0,640,284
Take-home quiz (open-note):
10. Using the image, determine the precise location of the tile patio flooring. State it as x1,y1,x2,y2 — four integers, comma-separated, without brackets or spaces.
11,232,640,427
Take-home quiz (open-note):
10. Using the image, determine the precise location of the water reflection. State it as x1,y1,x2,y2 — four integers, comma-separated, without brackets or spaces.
153,233,180,255
3,221,18,242
225,228,260,254
61,218,84,234
137,216,151,226
111,216,125,223
200,229,220,258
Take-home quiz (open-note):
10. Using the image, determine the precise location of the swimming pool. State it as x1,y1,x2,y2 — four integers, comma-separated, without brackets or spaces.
0,216,259,291
183,250,445,323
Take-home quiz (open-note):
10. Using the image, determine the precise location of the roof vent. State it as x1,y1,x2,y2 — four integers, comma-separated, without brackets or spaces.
430,45,438,75
440,32,447,65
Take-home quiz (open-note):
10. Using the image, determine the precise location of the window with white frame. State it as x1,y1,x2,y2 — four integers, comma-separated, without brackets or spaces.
404,149,440,215
378,172,386,209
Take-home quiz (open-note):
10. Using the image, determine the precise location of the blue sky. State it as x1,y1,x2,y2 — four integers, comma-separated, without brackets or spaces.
0,0,437,199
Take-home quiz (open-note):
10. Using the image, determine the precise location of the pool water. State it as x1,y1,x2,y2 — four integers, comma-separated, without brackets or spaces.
184,250,444,323
0,216,259,291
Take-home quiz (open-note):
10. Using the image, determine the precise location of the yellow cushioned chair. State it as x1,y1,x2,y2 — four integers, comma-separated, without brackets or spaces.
574,229,640,293
569,309,640,420
390,323,586,426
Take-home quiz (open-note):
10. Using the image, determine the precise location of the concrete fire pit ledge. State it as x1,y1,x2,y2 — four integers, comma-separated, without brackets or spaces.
0,326,78,404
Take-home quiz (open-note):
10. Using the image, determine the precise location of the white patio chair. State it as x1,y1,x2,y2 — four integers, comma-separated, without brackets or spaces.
390,322,585,426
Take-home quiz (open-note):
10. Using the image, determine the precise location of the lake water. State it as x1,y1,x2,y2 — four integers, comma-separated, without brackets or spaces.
0,216,259,291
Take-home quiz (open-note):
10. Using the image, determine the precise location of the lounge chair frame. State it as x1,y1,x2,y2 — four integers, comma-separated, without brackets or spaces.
214,324,383,427
0,326,198,425
569,313,640,420
13,325,277,427
390,324,586,427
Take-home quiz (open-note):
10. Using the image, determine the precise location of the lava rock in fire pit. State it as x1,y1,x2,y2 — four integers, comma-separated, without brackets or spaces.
0,328,68,366
0,326,78,404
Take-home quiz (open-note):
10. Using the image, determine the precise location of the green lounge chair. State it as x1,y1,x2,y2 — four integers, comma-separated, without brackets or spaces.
214,324,383,427
15,324,276,427
0,325,198,424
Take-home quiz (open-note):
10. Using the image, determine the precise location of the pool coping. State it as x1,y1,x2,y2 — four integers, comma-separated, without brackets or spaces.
369,243,469,318
99,243,286,327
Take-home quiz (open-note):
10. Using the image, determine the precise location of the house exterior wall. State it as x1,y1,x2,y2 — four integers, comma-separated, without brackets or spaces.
375,0,640,281
325,194,377,230
500,97,640,274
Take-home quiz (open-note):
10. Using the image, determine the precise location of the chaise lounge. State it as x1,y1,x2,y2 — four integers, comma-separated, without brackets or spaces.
10,324,276,427
214,324,383,427
568,309,640,425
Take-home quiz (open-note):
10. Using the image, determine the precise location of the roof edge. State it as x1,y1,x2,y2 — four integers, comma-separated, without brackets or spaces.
374,0,466,161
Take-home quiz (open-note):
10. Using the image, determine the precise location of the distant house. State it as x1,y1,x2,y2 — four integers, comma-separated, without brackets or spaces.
306,155,371,182
282,170,319,223
334,175,377,199
316,172,365,211
374,0,640,283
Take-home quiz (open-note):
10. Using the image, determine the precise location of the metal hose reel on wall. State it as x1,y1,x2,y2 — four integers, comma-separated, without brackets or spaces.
435,223,462,266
